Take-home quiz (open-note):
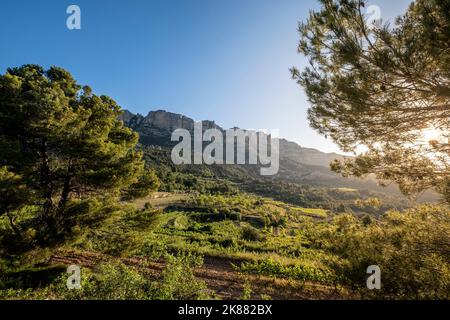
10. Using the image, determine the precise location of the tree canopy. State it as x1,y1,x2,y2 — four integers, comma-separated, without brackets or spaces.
292,0,450,200
0,64,144,234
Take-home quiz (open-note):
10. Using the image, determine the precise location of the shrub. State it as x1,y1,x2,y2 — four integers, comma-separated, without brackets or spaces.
136,237,167,261
238,258,338,284
323,205,450,299
219,238,238,249
241,225,266,242
123,170,160,200
153,253,209,300
58,262,150,300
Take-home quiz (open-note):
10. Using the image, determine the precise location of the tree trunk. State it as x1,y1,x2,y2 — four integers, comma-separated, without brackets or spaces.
58,175,72,211
7,212,21,235
40,138,54,230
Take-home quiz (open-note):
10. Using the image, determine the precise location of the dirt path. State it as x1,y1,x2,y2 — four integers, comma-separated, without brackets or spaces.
127,192,189,210
49,249,346,300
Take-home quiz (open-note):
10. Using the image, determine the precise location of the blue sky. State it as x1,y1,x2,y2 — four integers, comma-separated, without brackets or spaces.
0,0,412,153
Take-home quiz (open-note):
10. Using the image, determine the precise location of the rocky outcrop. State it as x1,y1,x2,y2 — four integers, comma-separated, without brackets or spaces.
120,109,221,134
119,109,224,147
118,109,136,123
144,110,195,132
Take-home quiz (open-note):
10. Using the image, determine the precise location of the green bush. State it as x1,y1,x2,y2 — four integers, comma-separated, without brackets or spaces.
323,205,450,299
152,253,209,300
241,225,266,242
59,262,150,300
2,254,213,300
136,237,167,261
219,238,238,249
238,258,338,284
123,170,160,200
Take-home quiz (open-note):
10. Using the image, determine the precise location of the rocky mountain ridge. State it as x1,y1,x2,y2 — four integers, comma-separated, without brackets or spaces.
119,109,343,167
119,109,389,189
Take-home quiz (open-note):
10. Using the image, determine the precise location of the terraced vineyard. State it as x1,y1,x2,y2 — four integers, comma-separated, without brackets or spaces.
1,191,347,300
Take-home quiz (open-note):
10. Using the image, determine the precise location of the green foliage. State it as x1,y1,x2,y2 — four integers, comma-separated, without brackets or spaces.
293,207,328,218
136,235,168,261
59,262,150,300
166,215,189,230
0,167,32,216
1,188,448,300
1,247,211,300
153,253,209,300
240,279,253,300
123,170,160,200
241,225,266,242
0,167,35,236
0,64,144,235
0,288,50,300
141,146,238,195
71,201,160,256
238,258,338,284
320,205,450,299
292,0,450,200
0,265,66,291
243,179,407,216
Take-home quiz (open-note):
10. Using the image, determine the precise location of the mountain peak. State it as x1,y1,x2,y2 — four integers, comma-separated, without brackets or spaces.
121,109,222,133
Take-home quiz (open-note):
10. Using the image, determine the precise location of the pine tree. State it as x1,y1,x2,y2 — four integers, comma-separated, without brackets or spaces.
292,0,450,200
0,65,144,234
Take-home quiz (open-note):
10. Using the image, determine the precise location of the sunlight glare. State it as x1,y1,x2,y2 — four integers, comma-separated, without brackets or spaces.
421,127,443,143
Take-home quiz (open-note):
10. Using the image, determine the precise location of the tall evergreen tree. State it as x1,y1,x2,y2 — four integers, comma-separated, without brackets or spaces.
0,65,144,233
292,0,450,200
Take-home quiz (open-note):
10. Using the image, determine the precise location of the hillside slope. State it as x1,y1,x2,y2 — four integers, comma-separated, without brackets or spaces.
119,109,399,193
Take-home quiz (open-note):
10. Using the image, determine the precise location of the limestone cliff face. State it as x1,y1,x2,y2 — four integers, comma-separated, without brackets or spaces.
144,110,195,132
120,109,222,133
118,110,136,124
119,109,393,190
120,108,343,168
119,109,223,146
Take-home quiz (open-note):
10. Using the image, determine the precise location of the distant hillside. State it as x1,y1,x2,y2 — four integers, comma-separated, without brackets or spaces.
119,109,404,194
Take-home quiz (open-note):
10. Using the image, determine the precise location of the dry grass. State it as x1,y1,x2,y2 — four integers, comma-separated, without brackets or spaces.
127,192,190,209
